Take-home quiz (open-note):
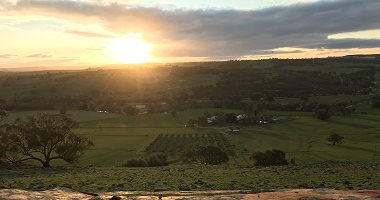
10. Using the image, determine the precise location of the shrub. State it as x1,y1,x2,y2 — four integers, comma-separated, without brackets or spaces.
147,154,168,167
123,154,169,167
250,149,289,166
122,159,148,167
181,145,229,165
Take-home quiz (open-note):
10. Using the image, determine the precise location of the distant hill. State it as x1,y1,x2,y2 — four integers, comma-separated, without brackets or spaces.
1,54,379,72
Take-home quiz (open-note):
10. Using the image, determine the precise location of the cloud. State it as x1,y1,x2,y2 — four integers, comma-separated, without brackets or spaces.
64,30,114,38
300,39,380,49
27,53,52,58
256,49,304,55
0,58,78,68
0,54,17,59
8,0,380,59
0,0,13,11
154,0,176,9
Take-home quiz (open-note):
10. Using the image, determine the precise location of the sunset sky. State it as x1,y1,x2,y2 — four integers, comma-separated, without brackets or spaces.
1,0,380,68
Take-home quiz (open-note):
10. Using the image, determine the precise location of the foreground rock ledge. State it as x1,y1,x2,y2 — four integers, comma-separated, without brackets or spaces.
0,188,380,200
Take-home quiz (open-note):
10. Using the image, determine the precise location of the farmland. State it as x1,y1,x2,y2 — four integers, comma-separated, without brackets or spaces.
4,102,378,167
1,57,380,193
76,106,380,167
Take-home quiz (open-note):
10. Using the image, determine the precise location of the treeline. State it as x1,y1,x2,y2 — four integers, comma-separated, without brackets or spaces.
192,68,376,100
0,59,377,112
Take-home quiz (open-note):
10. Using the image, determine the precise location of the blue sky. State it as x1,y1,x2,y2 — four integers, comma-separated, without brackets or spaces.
0,0,380,68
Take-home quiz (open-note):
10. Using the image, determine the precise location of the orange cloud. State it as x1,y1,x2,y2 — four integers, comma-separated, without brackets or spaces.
64,30,115,38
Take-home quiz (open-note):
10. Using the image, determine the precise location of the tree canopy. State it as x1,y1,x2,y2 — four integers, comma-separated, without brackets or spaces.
327,132,344,145
0,112,93,167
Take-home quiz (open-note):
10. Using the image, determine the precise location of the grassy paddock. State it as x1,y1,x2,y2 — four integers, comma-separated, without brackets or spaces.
227,110,380,165
3,106,380,167
74,127,202,166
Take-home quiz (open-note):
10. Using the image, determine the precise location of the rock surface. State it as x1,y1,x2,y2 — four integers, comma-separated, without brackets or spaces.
0,188,379,199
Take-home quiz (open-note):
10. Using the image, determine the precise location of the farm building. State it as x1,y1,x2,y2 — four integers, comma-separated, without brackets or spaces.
135,104,147,109
207,116,217,124
236,114,248,121
225,127,240,133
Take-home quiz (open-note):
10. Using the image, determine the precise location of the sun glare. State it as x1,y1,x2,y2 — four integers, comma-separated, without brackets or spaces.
108,35,152,64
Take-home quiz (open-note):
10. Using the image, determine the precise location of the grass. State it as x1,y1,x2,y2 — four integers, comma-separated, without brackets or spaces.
5,106,380,167
1,164,379,192
79,108,239,128
227,109,380,165
74,127,200,166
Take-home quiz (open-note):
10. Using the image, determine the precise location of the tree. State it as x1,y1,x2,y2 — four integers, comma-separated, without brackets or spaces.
213,111,226,125
314,109,330,121
242,101,264,117
0,110,7,121
327,132,344,145
170,109,177,117
0,110,9,161
332,100,350,116
250,149,289,166
2,113,93,167
299,95,309,103
196,115,208,127
265,95,275,102
186,119,196,127
198,146,229,165
123,106,139,115
181,146,229,165
225,113,237,123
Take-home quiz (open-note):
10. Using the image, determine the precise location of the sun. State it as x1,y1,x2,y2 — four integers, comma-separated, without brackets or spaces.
108,35,152,64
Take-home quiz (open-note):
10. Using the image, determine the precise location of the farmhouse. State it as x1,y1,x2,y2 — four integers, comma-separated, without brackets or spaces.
135,104,147,109
225,127,240,133
207,116,217,124
236,114,248,121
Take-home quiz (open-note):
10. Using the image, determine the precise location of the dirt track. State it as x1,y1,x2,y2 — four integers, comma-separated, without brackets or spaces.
1,188,380,200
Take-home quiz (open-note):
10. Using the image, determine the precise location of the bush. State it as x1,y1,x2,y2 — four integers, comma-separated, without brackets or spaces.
180,145,229,165
123,154,168,167
314,109,330,121
147,154,168,167
250,149,289,166
122,159,148,167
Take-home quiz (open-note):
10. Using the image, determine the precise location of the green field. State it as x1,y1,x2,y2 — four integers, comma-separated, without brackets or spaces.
4,99,380,168
4,102,379,167
1,58,380,193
